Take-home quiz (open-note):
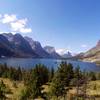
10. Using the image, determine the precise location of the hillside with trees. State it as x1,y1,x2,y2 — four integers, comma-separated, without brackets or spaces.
0,63,99,99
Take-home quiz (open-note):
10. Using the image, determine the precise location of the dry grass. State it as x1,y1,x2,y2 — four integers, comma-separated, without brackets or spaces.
0,78,25,100
1,78,100,100
87,80,100,96
42,84,50,93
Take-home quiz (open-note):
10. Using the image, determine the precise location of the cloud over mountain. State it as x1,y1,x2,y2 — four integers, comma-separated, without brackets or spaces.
0,14,32,33
1,14,17,24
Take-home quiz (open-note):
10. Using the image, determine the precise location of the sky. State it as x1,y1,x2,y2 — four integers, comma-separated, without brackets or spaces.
0,0,100,53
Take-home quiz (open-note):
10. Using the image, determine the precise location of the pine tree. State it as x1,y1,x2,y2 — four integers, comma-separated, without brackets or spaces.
24,64,49,99
89,72,96,81
49,62,74,99
0,80,7,99
49,67,54,82
50,74,66,98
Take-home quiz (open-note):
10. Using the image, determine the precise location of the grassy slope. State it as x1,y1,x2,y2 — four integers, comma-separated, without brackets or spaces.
87,80,100,96
1,78,100,100
42,81,100,100
0,78,25,100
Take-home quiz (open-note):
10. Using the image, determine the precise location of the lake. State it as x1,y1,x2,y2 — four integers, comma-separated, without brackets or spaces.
0,58,100,72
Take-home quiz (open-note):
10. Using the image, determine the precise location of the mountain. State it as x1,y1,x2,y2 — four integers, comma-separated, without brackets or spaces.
61,51,72,58
24,36,51,58
12,34,38,57
2,33,38,57
56,50,72,58
44,46,61,59
3,33,14,42
0,34,15,57
1,33,64,59
79,40,100,65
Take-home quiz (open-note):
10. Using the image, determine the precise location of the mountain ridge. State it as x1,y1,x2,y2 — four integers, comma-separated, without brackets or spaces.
0,33,61,58
76,40,100,65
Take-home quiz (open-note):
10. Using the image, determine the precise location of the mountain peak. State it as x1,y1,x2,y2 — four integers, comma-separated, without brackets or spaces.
44,46,61,58
3,33,13,36
2,33,14,42
96,40,100,47
56,49,72,58
44,46,55,53
14,33,23,38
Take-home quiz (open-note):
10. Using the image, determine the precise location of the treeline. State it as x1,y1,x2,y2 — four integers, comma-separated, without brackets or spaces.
0,62,100,99
0,63,54,99
0,63,22,81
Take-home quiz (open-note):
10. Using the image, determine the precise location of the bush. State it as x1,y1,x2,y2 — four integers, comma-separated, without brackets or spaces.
19,87,29,100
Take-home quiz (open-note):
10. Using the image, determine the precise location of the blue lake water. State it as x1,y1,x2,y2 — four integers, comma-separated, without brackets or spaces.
0,58,100,72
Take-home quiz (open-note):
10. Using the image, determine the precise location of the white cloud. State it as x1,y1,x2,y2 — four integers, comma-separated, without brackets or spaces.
10,18,32,33
0,14,32,33
20,28,32,33
10,19,27,31
1,14,17,23
81,44,88,48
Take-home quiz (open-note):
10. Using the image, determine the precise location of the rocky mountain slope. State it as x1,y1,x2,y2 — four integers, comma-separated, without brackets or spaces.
44,46,61,59
0,33,61,58
0,34,15,57
2,33,38,57
77,40,100,65
24,36,51,58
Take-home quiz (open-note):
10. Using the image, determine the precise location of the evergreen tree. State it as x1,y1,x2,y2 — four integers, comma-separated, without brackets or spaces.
29,75,41,99
74,66,81,79
50,74,66,98
50,62,74,99
57,62,74,86
0,80,7,99
16,67,22,81
89,72,96,81
49,67,54,82
24,64,49,99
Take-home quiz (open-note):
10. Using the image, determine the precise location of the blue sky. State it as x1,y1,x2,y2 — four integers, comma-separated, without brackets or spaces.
0,0,100,53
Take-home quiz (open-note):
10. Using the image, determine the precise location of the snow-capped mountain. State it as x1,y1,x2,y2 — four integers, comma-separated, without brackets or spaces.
56,49,72,58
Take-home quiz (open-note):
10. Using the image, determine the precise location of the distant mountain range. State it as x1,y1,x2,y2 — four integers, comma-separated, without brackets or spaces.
4,32,100,62
0,33,73,59
58,51,72,58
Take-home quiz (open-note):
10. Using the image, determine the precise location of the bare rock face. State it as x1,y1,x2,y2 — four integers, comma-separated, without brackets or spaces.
1,33,38,58
44,46,61,59
0,33,61,58
11,33,38,57
96,40,100,47
59,51,72,58
0,34,15,57
24,36,51,58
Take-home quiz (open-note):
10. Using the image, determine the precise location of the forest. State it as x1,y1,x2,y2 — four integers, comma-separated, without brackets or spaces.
0,62,100,100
